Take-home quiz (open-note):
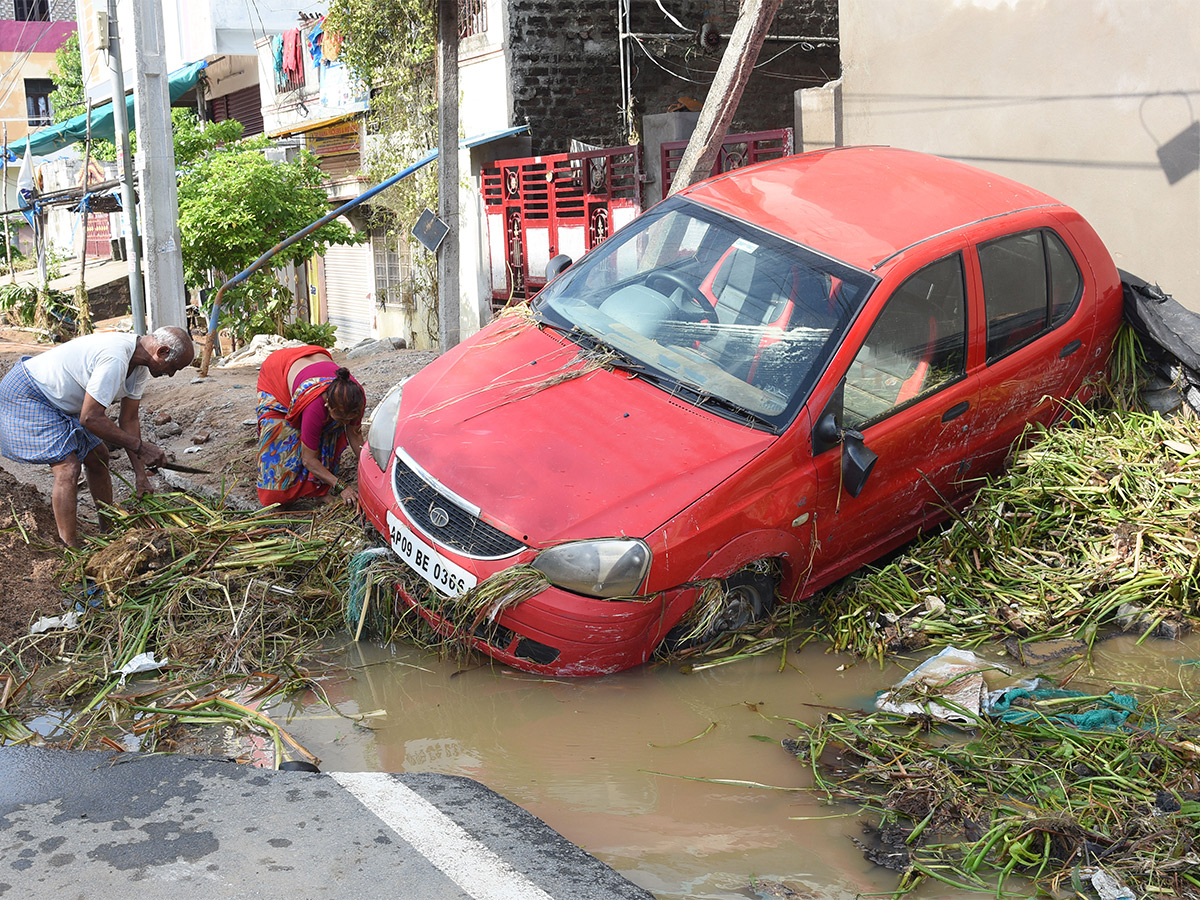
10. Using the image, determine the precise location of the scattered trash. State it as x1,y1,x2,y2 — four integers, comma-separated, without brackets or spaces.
987,684,1138,730
875,647,1010,725
30,610,82,634
114,652,167,685
1088,868,1136,900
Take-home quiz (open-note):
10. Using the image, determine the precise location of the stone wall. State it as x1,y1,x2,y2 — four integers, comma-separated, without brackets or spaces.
504,0,838,155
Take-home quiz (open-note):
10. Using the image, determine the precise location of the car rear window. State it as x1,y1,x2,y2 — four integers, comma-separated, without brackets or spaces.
980,229,1082,363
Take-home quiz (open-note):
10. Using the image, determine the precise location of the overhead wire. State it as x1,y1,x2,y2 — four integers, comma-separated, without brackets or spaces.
0,18,63,111
653,0,689,33
630,32,832,88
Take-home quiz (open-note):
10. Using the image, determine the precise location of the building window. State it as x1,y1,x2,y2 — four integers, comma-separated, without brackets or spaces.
458,0,487,38
372,230,408,307
15,0,50,21
25,79,53,126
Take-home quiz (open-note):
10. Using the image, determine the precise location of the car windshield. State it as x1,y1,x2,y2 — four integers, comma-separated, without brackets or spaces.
532,197,875,429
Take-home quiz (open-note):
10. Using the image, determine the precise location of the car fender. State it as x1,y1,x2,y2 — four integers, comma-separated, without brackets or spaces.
650,528,810,637
690,528,809,591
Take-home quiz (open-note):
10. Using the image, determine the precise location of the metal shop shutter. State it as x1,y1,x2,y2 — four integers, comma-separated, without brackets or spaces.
209,85,264,137
323,240,375,347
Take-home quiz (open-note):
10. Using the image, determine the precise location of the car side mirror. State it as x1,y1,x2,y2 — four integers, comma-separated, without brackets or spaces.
546,254,573,280
814,412,842,453
814,413,877,497
840,428,878,498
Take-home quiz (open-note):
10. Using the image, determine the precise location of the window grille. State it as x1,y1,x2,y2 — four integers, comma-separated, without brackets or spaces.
15,0,49,22
458,0,487,38
25,78,53,126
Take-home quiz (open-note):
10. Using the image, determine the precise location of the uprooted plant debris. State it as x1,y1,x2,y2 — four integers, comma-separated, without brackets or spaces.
0,493,362,761
815,400,1200,663
784,683,1200,899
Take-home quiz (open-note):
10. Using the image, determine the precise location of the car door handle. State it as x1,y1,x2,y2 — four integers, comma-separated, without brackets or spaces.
1060,339,1081,359
942,401,969,422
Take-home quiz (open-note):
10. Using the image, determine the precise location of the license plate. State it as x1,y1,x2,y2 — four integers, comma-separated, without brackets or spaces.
387,511,477,597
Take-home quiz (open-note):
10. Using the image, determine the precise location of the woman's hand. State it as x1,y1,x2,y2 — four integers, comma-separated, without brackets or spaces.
340,485,358,507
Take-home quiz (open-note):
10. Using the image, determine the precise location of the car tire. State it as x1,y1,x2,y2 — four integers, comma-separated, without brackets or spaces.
666,566,778,649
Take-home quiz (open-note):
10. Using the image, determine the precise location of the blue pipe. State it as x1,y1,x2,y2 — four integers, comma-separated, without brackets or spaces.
200,148,439,374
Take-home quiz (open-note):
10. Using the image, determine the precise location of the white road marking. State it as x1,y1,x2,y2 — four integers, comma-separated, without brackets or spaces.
330,772,555,900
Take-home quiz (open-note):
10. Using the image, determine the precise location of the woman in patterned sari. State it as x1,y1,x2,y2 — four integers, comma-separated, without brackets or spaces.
255,344,366,507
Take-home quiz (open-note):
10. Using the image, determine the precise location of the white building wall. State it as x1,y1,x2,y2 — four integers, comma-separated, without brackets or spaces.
77,0,324,104
458,0,511,338
824,0,1200,309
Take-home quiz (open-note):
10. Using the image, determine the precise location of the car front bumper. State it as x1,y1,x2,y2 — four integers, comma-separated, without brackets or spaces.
357,446,684,676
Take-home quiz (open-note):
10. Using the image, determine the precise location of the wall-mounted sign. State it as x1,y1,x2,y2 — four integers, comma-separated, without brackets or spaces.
307,120,360,158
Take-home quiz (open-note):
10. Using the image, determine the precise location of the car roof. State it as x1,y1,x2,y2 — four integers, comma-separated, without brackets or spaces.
677,146,1066,272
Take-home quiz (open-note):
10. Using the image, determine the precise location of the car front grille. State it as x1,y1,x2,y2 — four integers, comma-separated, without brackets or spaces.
392,454,526,559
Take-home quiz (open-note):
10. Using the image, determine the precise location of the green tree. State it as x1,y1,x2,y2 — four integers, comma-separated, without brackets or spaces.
177,138,358,345
48,32,117,161
325,0,440,343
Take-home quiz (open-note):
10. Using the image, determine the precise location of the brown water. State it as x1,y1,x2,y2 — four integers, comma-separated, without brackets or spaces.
266,632,1200,900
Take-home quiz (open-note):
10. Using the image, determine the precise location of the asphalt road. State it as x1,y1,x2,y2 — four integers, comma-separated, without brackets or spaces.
0,748,655,899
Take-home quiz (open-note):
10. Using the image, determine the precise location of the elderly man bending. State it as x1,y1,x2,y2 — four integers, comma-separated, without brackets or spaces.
0,326,195,547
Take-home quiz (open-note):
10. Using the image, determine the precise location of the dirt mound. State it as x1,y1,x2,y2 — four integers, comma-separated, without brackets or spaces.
0,467,69,646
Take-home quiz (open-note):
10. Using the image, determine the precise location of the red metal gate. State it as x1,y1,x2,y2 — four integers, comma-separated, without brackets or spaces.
660,128,794,200
84,213,111,259
482,145,641,308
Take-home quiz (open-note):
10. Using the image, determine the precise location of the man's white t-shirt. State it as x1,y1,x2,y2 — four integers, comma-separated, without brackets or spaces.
24,333,149,417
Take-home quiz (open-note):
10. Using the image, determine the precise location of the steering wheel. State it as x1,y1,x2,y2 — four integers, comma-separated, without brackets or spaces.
648,270,717,319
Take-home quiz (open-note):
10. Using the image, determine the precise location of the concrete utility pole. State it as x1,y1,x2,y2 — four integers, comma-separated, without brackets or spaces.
105,0,147,335
436,0,460,351
668,0,782,195
131,0,187,330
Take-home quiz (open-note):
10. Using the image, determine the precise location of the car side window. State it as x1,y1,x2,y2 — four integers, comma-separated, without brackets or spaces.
843,253,967,429
980,229,1081,362
1047,231,1083,326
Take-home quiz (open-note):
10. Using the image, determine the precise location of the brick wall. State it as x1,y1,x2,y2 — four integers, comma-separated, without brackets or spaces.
505,0,623,155
504,0,838,155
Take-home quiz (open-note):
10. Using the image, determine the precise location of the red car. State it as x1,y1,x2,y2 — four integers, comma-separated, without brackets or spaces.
358,146,1123,676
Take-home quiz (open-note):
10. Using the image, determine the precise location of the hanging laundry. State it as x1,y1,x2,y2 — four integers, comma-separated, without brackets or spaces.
324,28,343,62
272,34,285,89
282,28,304,81
307,17,325,68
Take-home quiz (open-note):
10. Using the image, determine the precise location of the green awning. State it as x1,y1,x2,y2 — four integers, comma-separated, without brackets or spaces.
5,60,207,160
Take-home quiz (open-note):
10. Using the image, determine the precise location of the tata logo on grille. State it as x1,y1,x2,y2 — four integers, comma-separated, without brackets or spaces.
428,504,451,528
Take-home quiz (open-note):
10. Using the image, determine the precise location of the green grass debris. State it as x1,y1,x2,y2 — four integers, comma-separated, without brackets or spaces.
817,402,1200,662
784,682,1200,899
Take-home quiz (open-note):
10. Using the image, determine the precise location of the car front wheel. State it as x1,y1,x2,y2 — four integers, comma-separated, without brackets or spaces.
665,566,779,650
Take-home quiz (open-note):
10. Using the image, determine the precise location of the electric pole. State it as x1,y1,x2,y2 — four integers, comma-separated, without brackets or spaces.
104,0,147,335
131,0,187,330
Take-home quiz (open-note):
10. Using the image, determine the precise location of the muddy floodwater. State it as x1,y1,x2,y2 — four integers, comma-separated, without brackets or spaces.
265,632,1200,900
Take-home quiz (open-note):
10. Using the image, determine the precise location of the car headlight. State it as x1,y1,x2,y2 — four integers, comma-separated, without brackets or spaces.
531,539,651,599
366,379,407,471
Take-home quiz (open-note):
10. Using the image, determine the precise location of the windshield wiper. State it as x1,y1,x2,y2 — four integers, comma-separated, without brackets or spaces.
563,329,778,432
692,393,779,431
629,368,779,432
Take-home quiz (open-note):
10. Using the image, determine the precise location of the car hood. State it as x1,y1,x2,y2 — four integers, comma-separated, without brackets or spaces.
392,317,775,545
